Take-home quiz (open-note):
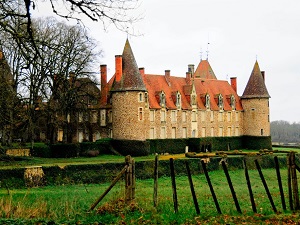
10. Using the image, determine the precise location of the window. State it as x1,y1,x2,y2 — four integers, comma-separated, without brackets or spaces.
171,110,176,122
191,94,197,106
261,129,264,136
100,110,106,126
227,112,231,122
150,110,155,122
205,94,210,109
149,128,155,139
192,129,196,137
182,111,187,122
192,110,197,122
161,127,166,139
219,127,223,137
172,127,176,138
218,94,223,110
176,92,181,109
227,127,231,136
138,107,143,121
78,112,83,123
108,110,112,123
160,91,166,107
230,95,236,110
218,112,223,122
161,110,166,122
235,127,239,136
235,112,239,122
91,111,98,123
138,92,143,102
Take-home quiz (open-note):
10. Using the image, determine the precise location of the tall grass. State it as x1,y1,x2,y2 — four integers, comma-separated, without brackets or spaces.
0,168,296,224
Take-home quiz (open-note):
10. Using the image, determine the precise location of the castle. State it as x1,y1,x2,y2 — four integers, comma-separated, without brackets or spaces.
98,39,271,142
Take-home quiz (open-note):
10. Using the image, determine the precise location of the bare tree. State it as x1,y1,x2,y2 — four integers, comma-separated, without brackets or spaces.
0,17,100,144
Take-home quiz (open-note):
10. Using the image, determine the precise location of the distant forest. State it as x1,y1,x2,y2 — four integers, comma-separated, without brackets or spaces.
271,120,300,144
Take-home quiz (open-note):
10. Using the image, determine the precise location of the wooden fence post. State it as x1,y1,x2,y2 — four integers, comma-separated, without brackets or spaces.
153,154,159,207
221,161,241,213
125,155,135,204
274,156,286,211
185,160,200,214
255,159,277,213
290,152,300,210
243,158,257,213
170,158,178,213
287,153,293,211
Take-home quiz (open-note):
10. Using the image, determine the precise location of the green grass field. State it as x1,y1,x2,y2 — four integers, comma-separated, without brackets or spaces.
1,167,299,224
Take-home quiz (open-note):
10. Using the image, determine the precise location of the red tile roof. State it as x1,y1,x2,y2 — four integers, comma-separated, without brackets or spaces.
193,60,217,79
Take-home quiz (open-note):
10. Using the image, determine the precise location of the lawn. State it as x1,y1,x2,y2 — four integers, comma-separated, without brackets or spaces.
0,167,299,224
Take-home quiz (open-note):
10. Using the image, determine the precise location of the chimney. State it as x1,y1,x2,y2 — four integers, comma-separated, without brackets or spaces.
100,64,108,104
165,70,171,86
261,71,265,82
115,55,122,82
139,67,145,76
188,64,195,75
230,77,237,93
186,72,191,85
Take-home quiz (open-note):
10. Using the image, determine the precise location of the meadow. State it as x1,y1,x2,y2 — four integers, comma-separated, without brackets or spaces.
1,166,299,224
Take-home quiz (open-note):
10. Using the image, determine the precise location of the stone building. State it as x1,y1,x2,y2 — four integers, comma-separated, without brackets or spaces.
98,39,271,142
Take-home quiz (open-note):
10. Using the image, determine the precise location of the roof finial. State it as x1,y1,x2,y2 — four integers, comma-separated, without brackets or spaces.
206,33,210,60
199,47,203,61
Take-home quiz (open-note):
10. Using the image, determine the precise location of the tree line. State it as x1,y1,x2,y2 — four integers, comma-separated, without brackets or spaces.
271,120,300,144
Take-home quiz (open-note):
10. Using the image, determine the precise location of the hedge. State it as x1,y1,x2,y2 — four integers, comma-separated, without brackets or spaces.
50,143,80,158
149,139,187,154
79,138,112,156
111,139,150,156
0,154,292,188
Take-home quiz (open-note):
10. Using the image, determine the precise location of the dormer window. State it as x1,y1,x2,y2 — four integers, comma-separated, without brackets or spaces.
191,93,197,106
218,94,223,110
160,91,166,107
176,92,181,109
205,94,210,109
230,95,236,110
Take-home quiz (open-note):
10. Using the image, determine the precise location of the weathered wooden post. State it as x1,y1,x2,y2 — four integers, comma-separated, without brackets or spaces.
153,154,159,207
243,158,257,213
274,156,286,211
289,152,300,210
287,152,293,211
185,160,200,214
170,158,178,213
125,155,135,204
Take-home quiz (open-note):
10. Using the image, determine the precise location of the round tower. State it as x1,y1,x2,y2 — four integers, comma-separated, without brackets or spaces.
241,61,270,136
110,39,148,140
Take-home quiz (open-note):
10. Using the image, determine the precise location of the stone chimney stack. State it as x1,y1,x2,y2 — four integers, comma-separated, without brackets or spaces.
100,64,108,104
165,70,171,86
230,77,237,93
115,55,122,82
188,64,195,76
139,67,145,76
186,72,191,85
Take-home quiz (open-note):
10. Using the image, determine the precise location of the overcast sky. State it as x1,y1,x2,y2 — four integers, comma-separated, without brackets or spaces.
33,0,300,123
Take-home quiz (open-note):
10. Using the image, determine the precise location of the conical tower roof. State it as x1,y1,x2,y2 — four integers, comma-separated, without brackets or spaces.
193,60,217,79
241,61,270,99
111,39,147,92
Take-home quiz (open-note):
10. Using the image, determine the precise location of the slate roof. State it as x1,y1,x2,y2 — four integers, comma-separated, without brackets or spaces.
241,61,270,99
111,39,147,92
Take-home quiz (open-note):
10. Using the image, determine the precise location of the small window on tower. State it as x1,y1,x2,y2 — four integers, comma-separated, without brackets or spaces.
138,92,143,102
138,107,143,121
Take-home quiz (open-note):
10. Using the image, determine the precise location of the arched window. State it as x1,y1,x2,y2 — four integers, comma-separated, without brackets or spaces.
160,91,166,107
218,94,223,110
176,92,181,109
230,95,236,110
205,94,210,109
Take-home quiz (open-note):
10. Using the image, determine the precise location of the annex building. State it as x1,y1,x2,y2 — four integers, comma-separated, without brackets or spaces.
98,39,271,143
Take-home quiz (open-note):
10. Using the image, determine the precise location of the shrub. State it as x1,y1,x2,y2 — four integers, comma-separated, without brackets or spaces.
111,139,150,156
31,145,51,158
50,143,80,158
79,138,112,156
243,136,272,150
149,139,187,154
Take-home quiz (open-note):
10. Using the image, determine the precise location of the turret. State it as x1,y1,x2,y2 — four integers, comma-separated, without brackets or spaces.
110,39,148,140
241,61,270,136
